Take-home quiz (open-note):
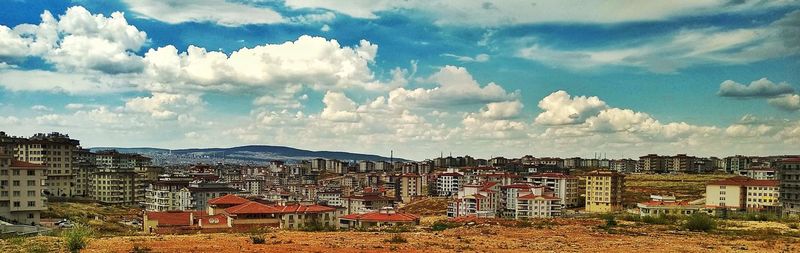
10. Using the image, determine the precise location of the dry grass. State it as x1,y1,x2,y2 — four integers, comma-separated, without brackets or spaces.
624,174,730,205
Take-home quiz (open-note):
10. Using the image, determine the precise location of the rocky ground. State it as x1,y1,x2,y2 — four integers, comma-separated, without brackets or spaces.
4,218,798,253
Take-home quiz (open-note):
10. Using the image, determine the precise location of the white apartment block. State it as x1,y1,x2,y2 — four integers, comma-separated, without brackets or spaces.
525,173,581,208
436,170,464,197
705,176,780,212
13,133,80,197
0,134,47,225
515,194,561,218
447,182,499,218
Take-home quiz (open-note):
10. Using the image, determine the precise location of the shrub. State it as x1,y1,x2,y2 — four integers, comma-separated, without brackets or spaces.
130,245,152,253
250,235,266,244
604,214,618,228
684,213,716,232
789,223,799,229
384,234,408,244
62,224,93,253
431,220,460,231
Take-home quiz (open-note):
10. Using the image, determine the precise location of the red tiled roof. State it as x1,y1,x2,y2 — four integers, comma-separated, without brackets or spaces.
276,204,336,213
501,183,538,189
518,194,559,200
10,160,45,168
708,176,779,187
439,172,463,177
342,194,395,201
225,201,335,215
340,212,419,222
208,194,250,205
638,200,694,207
146,211,192,226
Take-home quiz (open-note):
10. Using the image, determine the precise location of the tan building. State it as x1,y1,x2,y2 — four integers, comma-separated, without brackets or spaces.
584,170,625,213
91,150,152,205
392,173,426,203
1,133,47,225
13,132,80,197
705,176,780,212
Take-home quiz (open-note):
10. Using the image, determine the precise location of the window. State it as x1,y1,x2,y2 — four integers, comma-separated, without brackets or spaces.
13,181,20,186
27,170,35,176
13,201,20,207
27,180,36,186
13,191,20,197
28,191,35,197
12,170,19,175
27,201,35,207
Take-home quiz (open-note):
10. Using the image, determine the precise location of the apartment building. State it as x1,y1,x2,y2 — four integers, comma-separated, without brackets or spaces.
638,154,666,173
436,169,464,197
13,132,80,197
705,176,780,212
391,173,426,203
341,191,395,214
584,170,625,213
515,194,561,218
778,158,800,216
0,134,47,225
447,181,499,218
525,173,581,208
91,150,152,205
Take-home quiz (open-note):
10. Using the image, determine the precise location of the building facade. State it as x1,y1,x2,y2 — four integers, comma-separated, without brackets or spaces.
584,170,625,213
778,159,800,216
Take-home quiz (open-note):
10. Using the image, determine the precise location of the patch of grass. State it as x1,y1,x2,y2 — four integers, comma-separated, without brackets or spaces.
684,213,716,232
384,234,408,244
62,224,94,253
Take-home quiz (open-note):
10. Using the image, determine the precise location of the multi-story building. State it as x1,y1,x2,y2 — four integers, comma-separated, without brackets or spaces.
638,154,666,173
666,154,696,173
611,159,637,173
13,132,80,197
525,173,581,208
391,173,426,203
584,170,625,213
515,194,561,218
144,176,193,211
0,133,47,225
358,161,374,172
447,181,499,218
778,158,800,216
725,155,751,174
436,170,464,197
739,168,777,180
90,150,152,205
705,176,780,213
341,191,395,214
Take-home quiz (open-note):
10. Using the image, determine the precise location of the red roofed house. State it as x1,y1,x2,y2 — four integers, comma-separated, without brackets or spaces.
207,194,250,214
636,195,702,217
339,207,419,229
341,191,396,215
705,176,780,213
143,211,194,233
525,173,581,208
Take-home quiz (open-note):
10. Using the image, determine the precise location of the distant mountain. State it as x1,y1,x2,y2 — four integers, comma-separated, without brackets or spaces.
89,145,406,163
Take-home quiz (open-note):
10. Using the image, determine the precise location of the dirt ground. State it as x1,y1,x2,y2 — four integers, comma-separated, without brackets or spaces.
6,219,797,253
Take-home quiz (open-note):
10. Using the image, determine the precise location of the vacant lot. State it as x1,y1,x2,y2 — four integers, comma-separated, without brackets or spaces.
4,217,798,253
624,174,730,206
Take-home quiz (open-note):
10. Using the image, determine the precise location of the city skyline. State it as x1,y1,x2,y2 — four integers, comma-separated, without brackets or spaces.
0,1,799,160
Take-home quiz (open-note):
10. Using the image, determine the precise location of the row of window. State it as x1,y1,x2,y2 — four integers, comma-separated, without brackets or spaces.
0,190,38,197
0,201,37,207
0,169,38,176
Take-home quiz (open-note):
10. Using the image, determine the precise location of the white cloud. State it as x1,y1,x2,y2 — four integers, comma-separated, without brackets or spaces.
0,69,135,94
718,78,795,98
320,91,360,122
442,53,490,62
320,24,331,32
387,65,517,109
478,100,523,120
517,11,800,73
725,124,775,137
124,92,203,120
123,0,284,26
0,25,30,58
768,94,800,111
143,35,381,92
534,90,607,125
31,105,52,112
0,116,20,125
285,0,797,26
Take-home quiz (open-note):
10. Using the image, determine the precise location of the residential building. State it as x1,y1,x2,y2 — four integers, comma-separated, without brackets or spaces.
638,154,666,173
778,158,800,216
339,207,419,229
705,176,780,212
515,194,561,218
739,168,777,180
636,195,702,217
447,182,499,218
13,132,80,197
0,135,47,225
584,170,625,213
525,173,581,208
725,155,751,174
499,183,547,218
436,169,464,197
391,173,426,203
90,150,152,204
341,191,395,214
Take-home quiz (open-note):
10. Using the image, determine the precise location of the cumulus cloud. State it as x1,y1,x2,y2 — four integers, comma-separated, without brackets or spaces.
123,0,284,26
768,94,800,111
387,65,517,109
320,91,360,122
0,69,135,94
534,90,607,125
4,6,148,74
143,36,380,92
718,78,795,98
124,92,203,120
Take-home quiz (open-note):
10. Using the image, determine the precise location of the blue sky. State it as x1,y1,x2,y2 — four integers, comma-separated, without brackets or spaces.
0,0,798,160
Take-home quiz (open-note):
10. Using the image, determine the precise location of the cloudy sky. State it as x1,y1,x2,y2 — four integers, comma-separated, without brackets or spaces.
0,0,798,160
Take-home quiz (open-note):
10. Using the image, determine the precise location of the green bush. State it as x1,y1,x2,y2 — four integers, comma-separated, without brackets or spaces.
384,234,408,244
431,220,461,231
684,213,716,232
604,214,618,228
62,224,93,252
250,235,266,244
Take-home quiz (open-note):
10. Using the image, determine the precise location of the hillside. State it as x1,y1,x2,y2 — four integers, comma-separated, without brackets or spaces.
90,145,406,163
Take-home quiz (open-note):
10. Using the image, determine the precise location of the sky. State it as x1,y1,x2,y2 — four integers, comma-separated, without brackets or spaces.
0,0,798,160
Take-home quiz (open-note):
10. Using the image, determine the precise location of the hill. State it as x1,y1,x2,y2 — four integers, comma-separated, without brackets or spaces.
89,145,406,163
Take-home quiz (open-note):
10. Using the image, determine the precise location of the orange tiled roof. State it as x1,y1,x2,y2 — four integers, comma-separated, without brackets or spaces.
708,176,778,187
10,160,45,168
340,212,419,222
225,201,335,215
208,194,250,205
146,211,192,226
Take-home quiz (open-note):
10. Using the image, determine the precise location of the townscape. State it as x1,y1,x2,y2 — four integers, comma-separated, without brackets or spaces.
1,131,799,252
